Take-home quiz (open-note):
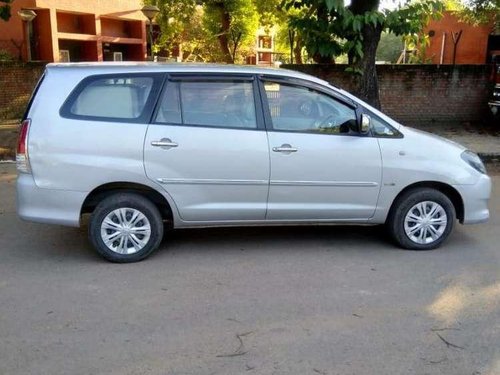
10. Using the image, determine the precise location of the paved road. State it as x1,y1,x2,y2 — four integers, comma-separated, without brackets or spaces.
0,164,499,375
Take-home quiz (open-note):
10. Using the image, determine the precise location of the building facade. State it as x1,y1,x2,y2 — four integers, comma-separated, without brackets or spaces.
246,27,280,66
0,0,148,62
423,11,499,64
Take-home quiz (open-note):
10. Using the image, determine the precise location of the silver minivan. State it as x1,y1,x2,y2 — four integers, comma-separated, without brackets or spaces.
17,63,491,262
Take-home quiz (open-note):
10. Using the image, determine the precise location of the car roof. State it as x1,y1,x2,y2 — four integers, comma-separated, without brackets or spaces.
45,62,331,87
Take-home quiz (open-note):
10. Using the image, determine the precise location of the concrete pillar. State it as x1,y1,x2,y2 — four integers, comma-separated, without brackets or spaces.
141,20,147,61
95,15,103,61
48,7,59,62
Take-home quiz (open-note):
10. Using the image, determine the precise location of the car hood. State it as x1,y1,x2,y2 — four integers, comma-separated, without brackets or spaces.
400,125,467,153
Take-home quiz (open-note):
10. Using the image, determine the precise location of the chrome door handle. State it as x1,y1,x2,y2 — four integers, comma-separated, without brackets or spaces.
272,144,298,153
151,138,178,149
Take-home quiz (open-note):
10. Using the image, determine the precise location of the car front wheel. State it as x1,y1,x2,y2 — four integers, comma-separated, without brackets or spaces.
89,193,164,262
387,188,456,250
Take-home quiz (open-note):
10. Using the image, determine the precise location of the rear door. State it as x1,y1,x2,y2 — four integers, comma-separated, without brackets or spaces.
144,75,270,222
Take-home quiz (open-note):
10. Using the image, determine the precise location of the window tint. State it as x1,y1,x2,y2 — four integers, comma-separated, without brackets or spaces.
70,77,153,119
155,80,257,129
370,114,400,137
263,81,357,134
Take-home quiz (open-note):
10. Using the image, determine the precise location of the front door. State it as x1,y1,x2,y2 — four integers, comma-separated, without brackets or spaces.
261,78,382,221
144,76,269,222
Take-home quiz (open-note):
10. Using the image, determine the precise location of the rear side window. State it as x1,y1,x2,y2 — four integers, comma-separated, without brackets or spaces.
155,80,257,129
61,74,163,123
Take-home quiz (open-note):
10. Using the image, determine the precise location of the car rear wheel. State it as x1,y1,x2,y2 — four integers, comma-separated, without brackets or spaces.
89,193,164,262
387,188,455,250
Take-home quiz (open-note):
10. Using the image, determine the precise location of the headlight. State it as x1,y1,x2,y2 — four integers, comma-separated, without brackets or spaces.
461,150,486,174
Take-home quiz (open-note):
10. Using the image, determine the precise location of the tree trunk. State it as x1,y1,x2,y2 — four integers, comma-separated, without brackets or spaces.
288,29,295,64
353,23,383,108
350,0,382,108
230,30,242,63
293,35,303,64
214,2,233,64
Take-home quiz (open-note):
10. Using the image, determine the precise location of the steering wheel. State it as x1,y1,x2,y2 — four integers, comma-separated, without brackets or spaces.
299,100,317,117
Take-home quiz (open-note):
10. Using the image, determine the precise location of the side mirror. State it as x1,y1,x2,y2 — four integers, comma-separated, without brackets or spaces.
360,114,371,134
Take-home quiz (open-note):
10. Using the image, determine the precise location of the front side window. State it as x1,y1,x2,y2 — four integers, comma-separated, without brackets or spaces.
263,81,357,134
69,76,154,119
155,80,257,129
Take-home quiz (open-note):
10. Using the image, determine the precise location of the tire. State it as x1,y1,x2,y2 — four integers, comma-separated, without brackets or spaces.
387,188,455,250
89,193,164,263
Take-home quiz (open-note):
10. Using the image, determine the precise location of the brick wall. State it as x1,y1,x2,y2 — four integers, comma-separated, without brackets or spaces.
0,61,46,120
282,64,491,126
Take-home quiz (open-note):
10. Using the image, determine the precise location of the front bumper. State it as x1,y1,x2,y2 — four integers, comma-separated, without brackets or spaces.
453,174,492,224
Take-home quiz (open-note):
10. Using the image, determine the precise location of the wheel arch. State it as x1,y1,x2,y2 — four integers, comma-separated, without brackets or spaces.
81,182,174,225
387,181,465,223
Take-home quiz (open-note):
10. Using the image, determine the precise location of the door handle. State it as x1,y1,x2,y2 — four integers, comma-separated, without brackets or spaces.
151,138,178,149
272,144,298,153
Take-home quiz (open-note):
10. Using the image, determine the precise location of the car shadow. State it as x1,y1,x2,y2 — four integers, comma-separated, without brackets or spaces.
156,224,397,256
10,219,480,264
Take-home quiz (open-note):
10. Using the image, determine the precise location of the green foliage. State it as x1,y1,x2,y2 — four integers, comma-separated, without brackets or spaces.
404,33,433,63
385,1,444,35
255,0,285,29
143,0,197,57
461,0,499,24
0,0,14,21
445,0,499,26
147,0,265,63
203,0,259,63
282,0,345,62
177,6,222,62
281,0,443,64
376,32,404,62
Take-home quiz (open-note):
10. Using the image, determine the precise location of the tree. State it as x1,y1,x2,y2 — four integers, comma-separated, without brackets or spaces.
460,0,499,25
0,0,14,21
376,32,404,63
445,0,499,27
179,6,222,62
203,0,259,63
282,0,443,108
143,0,198,60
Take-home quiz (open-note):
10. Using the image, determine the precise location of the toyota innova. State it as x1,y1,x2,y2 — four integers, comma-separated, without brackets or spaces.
16,63,492,262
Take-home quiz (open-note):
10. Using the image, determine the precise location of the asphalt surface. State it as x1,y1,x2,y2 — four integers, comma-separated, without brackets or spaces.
0,164,499,375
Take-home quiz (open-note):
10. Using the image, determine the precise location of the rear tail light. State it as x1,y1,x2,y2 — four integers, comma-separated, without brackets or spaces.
16,119,31,173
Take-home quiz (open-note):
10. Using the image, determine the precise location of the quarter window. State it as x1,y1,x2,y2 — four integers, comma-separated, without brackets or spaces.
69,77,154,119
370,114,401,138
263,81,357,134
155,81,182,124
155,80,257,129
